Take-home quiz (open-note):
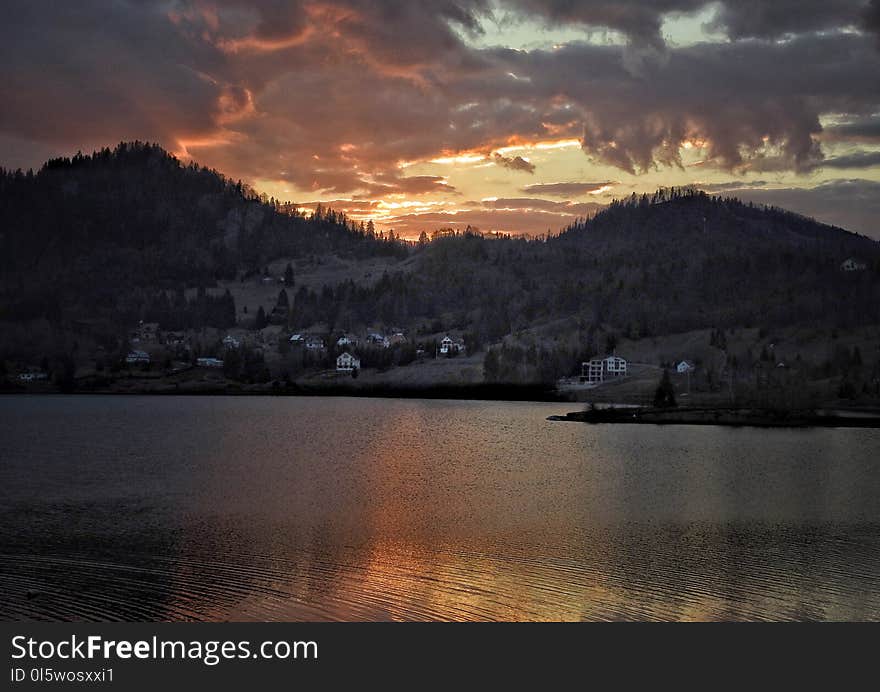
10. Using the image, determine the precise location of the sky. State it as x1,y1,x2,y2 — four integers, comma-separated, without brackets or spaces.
1,0,880,238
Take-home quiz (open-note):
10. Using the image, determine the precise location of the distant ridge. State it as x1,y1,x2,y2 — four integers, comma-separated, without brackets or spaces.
0,142,878,364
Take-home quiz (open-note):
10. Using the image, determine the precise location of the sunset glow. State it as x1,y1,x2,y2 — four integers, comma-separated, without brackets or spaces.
2,1,879,238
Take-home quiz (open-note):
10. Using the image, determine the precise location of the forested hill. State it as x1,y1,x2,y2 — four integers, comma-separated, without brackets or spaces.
556,187,877,255
401,188,880,341
0,142,405,323
0,143,878,359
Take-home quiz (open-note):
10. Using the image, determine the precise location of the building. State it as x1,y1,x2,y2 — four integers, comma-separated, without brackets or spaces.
222,335,241,349
439,335,465,355
336,352,361,372
289,333,305,343
841,257,867,272
336,334,358,348
305,336,325,351
676,360,695,373
388,332,407,346
581,359,604,383
131,322,159,344
580,355,627,383
604,355,627,377
366,331,390,348
125,350,150,364
17,372,48,382
196,357,224,368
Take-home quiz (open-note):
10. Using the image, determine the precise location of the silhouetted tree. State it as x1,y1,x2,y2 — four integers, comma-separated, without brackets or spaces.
254,306,267,330
653,369,677,408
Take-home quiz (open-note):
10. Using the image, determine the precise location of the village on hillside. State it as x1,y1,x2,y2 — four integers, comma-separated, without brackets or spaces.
6,258,878,408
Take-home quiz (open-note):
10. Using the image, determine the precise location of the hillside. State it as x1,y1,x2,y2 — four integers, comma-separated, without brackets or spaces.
1,143,879,404
0,142,405,329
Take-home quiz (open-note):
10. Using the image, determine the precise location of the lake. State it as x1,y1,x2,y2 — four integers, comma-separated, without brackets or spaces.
1,395,879,621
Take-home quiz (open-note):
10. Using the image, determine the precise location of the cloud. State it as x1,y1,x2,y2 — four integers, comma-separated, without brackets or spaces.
521,182,615,197
491,153,535,173
0,1,228,148
508,1,871,49
823,114,880,143
696,180,769,192
0,0,878,217
709,1,868,40
506,0,704,50
707,178,880,239
821,150,880,168
864,0,880,42
377,205,601,237
355,174,459,197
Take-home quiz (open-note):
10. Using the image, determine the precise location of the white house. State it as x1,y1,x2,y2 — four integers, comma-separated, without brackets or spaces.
676,360,695,373
604,355,627,377
289,333,305,343
841,257,867,272
336,334,358,348
125,350,150,364
196,357,224,368
439,335,465,355
336,352,361,372
581,355,627,383
222,335,240,349
581,358,604,383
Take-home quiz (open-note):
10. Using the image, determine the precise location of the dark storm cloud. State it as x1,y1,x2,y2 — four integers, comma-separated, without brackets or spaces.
864,0,880,39
823,114,880,143
508,1,871,47
1,0,879,198
821,150,880,168
0,1,228,146
506,0,704,49
483,32,880,174
708,1,868,40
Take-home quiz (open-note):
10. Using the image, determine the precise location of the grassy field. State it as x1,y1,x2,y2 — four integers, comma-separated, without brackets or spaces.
297,353,484,389
188,253,411,323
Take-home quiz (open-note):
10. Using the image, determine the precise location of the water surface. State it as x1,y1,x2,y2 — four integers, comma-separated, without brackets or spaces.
1,395,878,621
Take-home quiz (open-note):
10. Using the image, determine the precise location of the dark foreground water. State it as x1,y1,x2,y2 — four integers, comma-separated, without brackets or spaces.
1,395,879,621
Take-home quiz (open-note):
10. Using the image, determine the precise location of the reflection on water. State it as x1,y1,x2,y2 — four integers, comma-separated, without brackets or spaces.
1,395,878,621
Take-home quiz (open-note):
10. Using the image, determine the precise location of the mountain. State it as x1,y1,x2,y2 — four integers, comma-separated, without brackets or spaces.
399,187,880,338
0,142,404,326
1,143,878,399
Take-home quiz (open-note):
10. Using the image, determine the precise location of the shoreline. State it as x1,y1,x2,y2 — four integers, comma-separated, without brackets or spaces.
5,385,880,427
0,381,565,403
552,406,880,429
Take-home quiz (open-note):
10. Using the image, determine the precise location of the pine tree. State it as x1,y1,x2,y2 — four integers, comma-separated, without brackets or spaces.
653,369,677,408
254,306,267,330
284,262,294,287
